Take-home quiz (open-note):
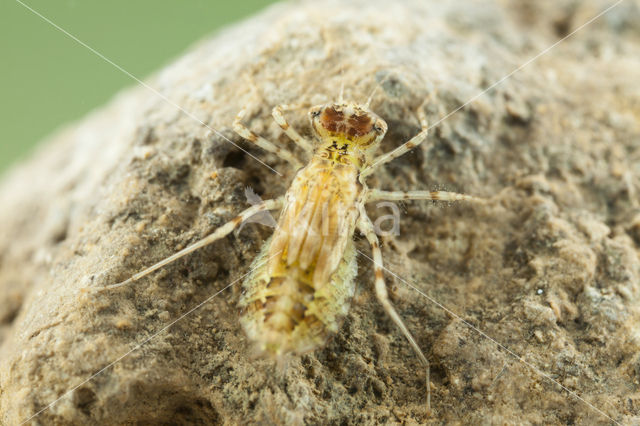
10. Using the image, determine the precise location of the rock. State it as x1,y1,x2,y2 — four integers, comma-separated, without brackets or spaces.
1,0,640,424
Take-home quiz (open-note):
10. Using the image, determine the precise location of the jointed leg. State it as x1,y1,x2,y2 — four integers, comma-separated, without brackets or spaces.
357,204,431,414
361,100,431,179
233,106,303,169
367,189,483,203
100,197,284,291
272,104,314,154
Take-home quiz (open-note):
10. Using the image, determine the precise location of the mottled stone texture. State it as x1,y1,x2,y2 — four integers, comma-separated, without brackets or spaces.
1,0,640,424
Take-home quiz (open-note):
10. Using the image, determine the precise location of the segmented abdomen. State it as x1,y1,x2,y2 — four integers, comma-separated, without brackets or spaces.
238,158,361,357
239,238,356,356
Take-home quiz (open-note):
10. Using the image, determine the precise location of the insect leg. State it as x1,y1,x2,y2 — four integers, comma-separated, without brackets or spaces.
233,106,303,169
366,188,483,203
272,104,314,154
357,204,432,414
99,197,284,291
360,101,431,179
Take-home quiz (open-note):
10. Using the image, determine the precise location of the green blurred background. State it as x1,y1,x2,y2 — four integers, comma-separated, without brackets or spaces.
0,0,279,174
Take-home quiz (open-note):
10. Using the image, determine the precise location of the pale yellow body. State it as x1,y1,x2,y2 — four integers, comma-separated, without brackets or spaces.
238,157,361,356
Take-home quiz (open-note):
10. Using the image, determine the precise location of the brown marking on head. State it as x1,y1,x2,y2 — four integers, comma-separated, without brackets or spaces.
320,105,373,139
320,106,344,133
309,102,388,166
319,106,374,139
347,114,373,137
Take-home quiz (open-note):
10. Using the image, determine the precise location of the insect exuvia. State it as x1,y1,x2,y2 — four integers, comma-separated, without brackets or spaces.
103,86,481,413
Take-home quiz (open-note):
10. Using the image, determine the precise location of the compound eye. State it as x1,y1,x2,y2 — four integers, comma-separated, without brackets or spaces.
373,121,385,133
310,108,322,118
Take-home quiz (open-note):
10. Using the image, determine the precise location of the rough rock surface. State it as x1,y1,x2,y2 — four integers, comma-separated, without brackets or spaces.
1,0,640,424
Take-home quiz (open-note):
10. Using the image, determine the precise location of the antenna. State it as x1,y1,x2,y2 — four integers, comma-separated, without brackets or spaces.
338,64,345,103
364,72,395,109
